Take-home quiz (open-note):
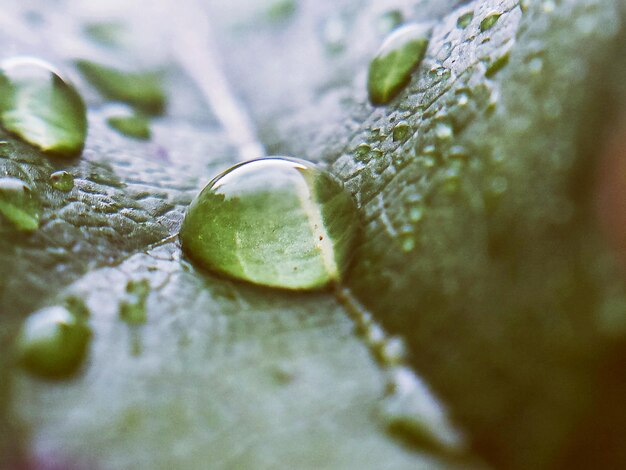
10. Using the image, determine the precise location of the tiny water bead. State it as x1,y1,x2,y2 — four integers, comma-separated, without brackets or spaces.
0,177,41,231
49,170,74,192
15,305,91,379
180,157,359,290
0,57,87,157
456,11,474,29
480,12,502,32
392,121,411,142
367,23,430,106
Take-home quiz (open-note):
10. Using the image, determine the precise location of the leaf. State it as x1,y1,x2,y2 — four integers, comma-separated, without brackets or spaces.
1,0,626,469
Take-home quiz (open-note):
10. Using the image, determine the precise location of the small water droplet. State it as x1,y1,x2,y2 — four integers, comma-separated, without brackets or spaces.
434,121,453,140
401,237,415,252
392,121,411,142
0,57,87,157
428,66,451,81
15,305,91,379
480,12,502,32
409,205,424,222
456,11,474,29
354,143,371,161
542,1,556,13
485,52,510,78
49,170,74,192
180,157,360,290
367,23,430,105
119,279,150,325
0,177,41,231
107,114,151,140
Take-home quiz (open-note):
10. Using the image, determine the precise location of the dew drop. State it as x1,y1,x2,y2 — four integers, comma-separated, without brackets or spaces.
409,205,424,222
392,121,410,142
456,91,470,107
485,52,510,78
434,121,453,141
0,177,41,231
49,170,74,192
354,143,372,161
456,11,474,29
15,305,91,379
480,12,502,32
180,157,360,290
367,23,430,106
0,57,87,157
401,237,415,253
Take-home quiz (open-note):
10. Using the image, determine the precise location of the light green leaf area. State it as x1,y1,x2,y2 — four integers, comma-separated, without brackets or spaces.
1,0,626,469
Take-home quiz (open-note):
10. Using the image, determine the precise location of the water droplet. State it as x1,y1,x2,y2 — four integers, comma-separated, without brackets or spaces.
428,66,451,81
456,91,470,107
480,12,502,32
377,10,404,34
354,143,372,161
434,121,453,140
409,205,424,222
119,279,150,325
0,177,41,231
49,170,74,192
485,52,510,78
107,114,151,140
76,60,165,115
367,23,430,105
180,157,360,290
392,121,411,142
401,237,415,252
15,305,91,379
0,57,87,157
456,11,474,29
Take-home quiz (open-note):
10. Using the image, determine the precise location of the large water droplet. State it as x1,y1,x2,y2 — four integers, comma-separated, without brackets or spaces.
0,177,41,231
15,304,91,379
367,24,430,106
0,57,87,157
49,170,74,192
180,157,360,290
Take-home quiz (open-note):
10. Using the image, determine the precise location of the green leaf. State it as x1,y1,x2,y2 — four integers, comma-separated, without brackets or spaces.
1,0,626,469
